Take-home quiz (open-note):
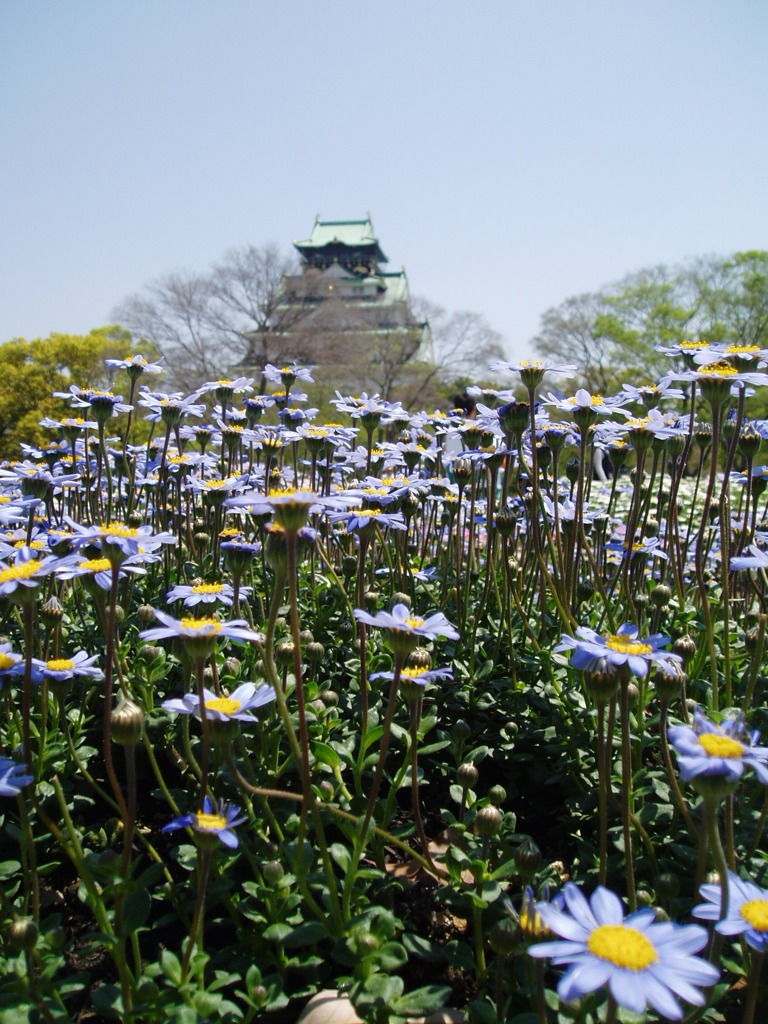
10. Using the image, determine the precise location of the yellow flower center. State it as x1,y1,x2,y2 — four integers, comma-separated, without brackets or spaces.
726,344,760,354
519,360,543,368
79,558,112,573
587,924,658,970
568,394,604,406
0,497,9,504
357,509,382,518
0,654,18,670
14,539,45,549
0,560,42,583
741,899,768,932
701,362,738,377
46,659,75,671
698,733,744,759
192,583,225,595
102,523,139,538
681,341,709,350
405,616,425,629
268,487,314,501
195,812,227,831
180,617,222,633
606,637,652,656
518,906,547,936
205,697,241,715
401,666,429,679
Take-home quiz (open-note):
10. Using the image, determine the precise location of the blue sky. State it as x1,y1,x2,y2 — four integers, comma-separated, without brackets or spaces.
1,1,766,363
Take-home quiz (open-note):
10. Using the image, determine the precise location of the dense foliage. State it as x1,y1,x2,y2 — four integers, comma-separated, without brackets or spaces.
0,347,767,1023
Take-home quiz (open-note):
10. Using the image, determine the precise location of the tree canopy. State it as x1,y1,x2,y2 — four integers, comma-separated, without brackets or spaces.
533,251,768,394
0,327,148,459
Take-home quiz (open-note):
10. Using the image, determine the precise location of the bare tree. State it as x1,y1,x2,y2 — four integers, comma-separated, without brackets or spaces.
114,244,508,405
114,271,221,393
406,298,507,403
114,244,301,392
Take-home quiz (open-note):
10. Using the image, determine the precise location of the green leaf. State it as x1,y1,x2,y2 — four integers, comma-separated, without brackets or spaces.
329,842,351,874
375,940,408,971
0,861,21,880
191,991,222,1015
391,984,452,1017
91,984,123,1018
122,888,151,934
262,922,293,942
0,1007,34,1024
312,740,340,769
160,949,182,986
444,939,474,970
362,725,385,753
402,932,446,962
282,921,329,948
355,973,404,1009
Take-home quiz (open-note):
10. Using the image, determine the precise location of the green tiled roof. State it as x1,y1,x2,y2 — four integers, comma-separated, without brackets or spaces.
294,218,388,262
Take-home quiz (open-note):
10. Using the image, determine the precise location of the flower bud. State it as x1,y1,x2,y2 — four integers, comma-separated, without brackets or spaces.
653,663,686,703
8,918,38,951
137,604,157,625
475,805,503,837
651,584,671,608
514,837,542,880
495,506,518,538
453,459,473,485
488,784,506,806
275,640,295,667
139,645,164,664
407,647,432,671
457,762,479,789
306,641,325,663
221,657,241,679
40,595,64,626
262,860,284,885
673,635,696,664
452,719,471,743
111,699,145,746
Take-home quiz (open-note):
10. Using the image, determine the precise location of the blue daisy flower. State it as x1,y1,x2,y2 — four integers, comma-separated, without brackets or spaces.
0,757,34,797
668,709,768,785
528,883,719,1020
162,796,246,849
694,871,768,951
162,681,275,722
556,623,681,679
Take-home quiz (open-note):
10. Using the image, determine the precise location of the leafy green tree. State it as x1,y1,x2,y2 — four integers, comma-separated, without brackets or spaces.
533,252,768,393
0,326,142,459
